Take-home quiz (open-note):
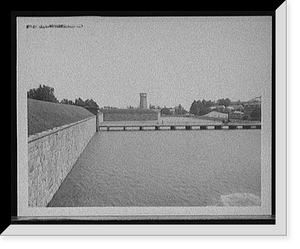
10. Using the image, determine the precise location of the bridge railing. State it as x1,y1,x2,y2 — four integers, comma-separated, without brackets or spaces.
98,124,261,131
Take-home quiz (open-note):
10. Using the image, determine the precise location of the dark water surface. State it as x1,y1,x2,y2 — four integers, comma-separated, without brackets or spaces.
48,130,261,207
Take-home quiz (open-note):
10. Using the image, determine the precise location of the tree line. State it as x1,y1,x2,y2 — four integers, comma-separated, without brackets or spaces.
149,103,188,116
27,85,99,114
189,98,261,120
189,98,245,115
146,98,236,116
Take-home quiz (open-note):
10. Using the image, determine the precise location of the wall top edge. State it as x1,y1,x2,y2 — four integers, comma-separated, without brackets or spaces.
28,115,96,143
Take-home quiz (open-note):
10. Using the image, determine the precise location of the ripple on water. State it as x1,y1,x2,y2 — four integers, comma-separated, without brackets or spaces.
220,193,261,206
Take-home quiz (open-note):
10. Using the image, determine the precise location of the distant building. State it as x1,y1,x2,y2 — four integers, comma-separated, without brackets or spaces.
223,105,244,114
230,104,244,112
161,107,176,116
204,111,228,120
225,106,235,112
229,111,244,120
209,105,226,112
169,108,176,115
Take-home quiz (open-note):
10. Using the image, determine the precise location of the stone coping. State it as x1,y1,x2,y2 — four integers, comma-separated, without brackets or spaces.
28,116,96,143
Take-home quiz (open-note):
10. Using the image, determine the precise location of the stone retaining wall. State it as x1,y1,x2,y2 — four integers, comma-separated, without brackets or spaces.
28,116,96,207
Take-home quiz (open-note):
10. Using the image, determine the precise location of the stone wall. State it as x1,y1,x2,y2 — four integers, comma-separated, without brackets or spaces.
103,113,158,121
28,116,96,207
98,111,103,123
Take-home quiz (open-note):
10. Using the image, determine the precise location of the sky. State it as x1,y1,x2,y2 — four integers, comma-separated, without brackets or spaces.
17,16,272,110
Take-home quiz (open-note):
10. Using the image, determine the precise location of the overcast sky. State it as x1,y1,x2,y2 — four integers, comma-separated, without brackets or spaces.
18,16,272,109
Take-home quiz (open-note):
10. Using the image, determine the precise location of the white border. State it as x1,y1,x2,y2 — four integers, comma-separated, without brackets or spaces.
274,0,287,235
5,4,287,235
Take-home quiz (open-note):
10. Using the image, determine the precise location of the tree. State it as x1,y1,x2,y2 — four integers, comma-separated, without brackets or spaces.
175,104,186,115
149,103,155,109
216,98,231,107
250,107,261,120
84,99,99,108
61,98,74,105
80,98,99,115
206,100,214,108
224,98,231,107
196,100,203,115
27,85,58,103
189,100,198,115
189,99,218,116
236,100,242,105
60,99,73,105
60,99,68,104
199,100,212,115
161,108,172,115
74,98,85,106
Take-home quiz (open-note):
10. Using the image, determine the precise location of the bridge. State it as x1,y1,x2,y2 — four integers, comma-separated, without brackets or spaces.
98,124,261,131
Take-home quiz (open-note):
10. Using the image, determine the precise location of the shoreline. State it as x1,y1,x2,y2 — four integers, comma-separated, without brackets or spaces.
101,116,260,127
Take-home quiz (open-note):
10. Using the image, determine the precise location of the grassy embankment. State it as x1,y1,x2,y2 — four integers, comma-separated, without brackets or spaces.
27,99,94,136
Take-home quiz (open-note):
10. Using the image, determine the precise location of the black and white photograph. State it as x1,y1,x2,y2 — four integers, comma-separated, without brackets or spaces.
7,7,289,237
24,15,269,209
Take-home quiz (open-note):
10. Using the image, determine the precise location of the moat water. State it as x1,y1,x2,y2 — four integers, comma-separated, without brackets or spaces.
48,129,261,207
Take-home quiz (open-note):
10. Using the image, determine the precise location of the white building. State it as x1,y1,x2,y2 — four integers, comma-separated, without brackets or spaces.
204,111,228,119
